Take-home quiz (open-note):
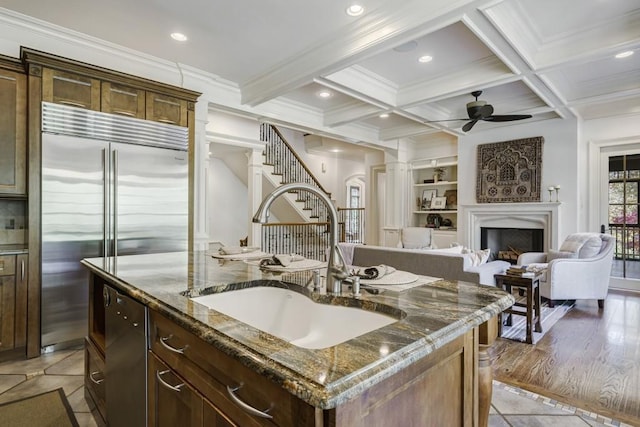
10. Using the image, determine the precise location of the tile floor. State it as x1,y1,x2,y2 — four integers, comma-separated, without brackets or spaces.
0,349,633,427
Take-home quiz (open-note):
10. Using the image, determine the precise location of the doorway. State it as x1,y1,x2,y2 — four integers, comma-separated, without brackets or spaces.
607,154,640,281
599,144,640,291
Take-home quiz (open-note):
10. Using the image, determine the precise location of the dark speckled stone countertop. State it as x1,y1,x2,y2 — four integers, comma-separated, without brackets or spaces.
81,251,514,409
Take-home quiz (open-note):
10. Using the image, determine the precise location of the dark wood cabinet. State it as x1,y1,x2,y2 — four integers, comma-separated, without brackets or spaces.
0,254,27,360
0,58,27,196
42,67,101,110
145,92,188,126
148,353,205,427
101,81,145,119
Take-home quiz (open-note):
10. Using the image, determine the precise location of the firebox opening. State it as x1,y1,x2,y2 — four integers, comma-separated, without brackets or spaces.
481,227,544,264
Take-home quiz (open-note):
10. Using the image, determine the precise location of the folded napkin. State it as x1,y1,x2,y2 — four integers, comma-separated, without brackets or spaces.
352,264,396,280
260,253,305,267
218,246,258,255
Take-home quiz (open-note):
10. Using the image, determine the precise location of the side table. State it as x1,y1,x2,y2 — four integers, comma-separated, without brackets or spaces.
494,273,543,344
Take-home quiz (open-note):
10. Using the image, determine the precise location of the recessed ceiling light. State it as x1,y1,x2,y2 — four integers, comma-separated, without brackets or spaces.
379,113,389,118
615,50,634,59
346,4,364,16
317,90,332,98
418,55,433,63
331,148,341,153
170,32,188,42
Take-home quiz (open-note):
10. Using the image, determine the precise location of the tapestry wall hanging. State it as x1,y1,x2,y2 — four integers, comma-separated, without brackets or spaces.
476,136,544,203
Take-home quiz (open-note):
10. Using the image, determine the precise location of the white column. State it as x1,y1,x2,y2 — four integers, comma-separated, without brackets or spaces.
382,141,409,246
193,101,210,251
247,148,263,246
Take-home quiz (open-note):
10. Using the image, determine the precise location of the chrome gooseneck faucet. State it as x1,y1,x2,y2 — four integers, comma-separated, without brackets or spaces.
252,183,349,294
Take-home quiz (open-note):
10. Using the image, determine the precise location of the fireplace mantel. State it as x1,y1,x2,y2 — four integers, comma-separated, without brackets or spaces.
460,202,561,253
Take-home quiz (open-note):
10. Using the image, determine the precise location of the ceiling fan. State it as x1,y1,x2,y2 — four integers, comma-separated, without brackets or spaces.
428,90,533,132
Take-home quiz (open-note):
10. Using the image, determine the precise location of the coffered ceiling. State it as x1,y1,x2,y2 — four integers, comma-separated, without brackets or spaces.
1,0,638,145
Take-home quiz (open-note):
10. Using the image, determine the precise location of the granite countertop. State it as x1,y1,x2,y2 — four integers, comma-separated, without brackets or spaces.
81,251,514,409
0,244,28,255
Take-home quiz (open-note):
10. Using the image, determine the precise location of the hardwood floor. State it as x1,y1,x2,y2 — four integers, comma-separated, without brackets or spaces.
490,290,640,426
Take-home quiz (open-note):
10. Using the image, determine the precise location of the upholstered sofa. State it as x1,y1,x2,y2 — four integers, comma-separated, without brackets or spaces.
351,244,510,286
517,232,615,308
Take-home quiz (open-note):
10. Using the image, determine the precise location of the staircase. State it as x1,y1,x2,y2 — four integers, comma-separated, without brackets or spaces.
260,123,332,223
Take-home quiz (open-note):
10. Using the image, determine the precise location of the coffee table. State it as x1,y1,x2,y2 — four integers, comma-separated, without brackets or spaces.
494,273,543,344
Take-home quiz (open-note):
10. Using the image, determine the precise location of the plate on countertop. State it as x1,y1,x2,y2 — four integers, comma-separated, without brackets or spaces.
358,270,418,286
246,258,326,272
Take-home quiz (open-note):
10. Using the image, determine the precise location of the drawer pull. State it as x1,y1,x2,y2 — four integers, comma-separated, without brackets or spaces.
226,384,273,419
160,335,187,354
156,370,184,392
89,371,104,385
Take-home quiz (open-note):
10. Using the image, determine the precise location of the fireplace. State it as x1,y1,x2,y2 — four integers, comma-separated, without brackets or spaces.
481,227,544,263
460,202,560,254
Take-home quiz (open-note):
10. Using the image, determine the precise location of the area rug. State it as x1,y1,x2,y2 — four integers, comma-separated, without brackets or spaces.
500,299,574,344
0,388,78,427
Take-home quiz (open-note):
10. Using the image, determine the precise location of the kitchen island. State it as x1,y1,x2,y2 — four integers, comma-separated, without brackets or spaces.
82,251,513,426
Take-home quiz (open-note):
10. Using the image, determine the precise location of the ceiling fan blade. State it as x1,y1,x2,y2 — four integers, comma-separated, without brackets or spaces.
483,114,532,122
462,120,478,132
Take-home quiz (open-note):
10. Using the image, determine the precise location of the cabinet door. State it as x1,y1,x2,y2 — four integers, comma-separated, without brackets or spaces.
0,68,26,195
145,92,188,126
204,399,237,427
0,255,17,353
13,255,27,349
42,68,101,110
148,353,203,427
101,82,145,119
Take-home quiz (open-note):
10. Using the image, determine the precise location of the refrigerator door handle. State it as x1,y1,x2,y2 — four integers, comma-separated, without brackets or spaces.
113,149,119,258
103,148,109,257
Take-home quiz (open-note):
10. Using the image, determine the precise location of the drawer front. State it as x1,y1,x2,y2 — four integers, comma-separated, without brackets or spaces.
0,256,16,277
85,338,106,420
149,310,315,427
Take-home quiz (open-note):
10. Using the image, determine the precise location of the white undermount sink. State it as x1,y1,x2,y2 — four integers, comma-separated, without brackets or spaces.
192,286,398,349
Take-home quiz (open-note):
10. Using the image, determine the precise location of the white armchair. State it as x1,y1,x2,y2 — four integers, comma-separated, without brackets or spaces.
517,233,615,308
397,227,434,250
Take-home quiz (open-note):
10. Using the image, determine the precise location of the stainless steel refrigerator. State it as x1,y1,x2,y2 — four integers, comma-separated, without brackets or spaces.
41,102,188,350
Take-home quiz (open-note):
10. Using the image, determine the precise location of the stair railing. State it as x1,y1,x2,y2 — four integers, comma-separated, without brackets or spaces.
260,123,331,220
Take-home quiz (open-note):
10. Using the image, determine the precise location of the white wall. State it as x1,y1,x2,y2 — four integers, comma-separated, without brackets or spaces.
207,157,249,247
457,118,580,242
581,113,640,231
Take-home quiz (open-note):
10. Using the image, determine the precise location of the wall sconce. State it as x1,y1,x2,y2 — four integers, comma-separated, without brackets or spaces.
322,162,326,173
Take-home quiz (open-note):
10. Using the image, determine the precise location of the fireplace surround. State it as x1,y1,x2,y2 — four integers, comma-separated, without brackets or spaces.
460,202,560,254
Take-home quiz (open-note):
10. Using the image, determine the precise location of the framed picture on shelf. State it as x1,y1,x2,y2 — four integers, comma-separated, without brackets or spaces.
444,189,457,208
430,196,447,210
421,189,437,210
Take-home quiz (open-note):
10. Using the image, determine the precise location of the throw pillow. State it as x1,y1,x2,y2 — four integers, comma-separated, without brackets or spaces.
546,249,577,262
559,233,603,259
462,248,490,266
400,227,433,250
431,245,464,254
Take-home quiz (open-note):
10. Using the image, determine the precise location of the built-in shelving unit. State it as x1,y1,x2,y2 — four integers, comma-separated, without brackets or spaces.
410,155,458,248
